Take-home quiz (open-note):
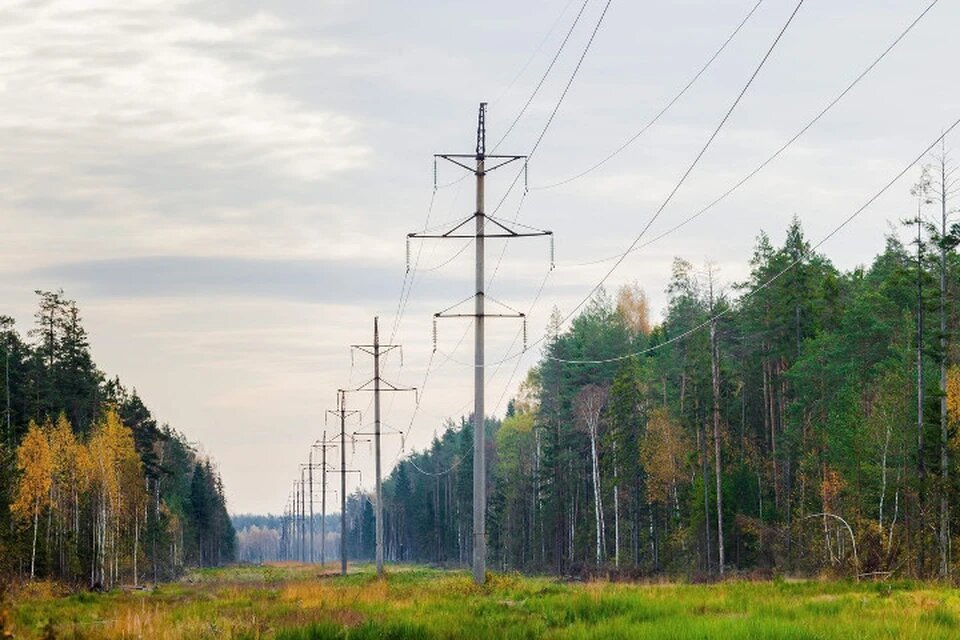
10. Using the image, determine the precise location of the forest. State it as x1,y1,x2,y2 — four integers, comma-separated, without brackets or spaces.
331,163,960,581
0,291,235,587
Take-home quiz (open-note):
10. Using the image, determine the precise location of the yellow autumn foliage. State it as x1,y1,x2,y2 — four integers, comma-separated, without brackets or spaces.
88,407,144,515
616,282,652,336
947,365,960,452
639,407,690,505
948,364,960,424
11,421,53,526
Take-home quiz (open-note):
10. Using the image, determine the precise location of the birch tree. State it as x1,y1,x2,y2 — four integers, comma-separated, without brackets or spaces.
575,384,608,567
12,420,52,579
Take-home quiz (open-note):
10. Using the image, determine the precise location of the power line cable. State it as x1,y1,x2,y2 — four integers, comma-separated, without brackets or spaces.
384,0,612,478
473,0,943,404
546,0,805,330
529,0,615,161
406,456,466,477
494,0,581,107
493,0,593,151
534,0,765,190
544,115,960,364
392,0,612,358
487,0,616,218
439,0,805,371
561,0,940,268
483,0,618,290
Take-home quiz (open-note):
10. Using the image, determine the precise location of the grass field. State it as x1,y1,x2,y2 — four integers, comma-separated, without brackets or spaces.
5,565,960,639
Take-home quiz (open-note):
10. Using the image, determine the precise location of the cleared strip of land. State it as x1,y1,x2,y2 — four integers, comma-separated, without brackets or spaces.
6,565,960,639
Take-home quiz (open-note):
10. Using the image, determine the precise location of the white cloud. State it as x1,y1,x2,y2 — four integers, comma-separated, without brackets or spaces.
0,0,363,175
0,0,369,271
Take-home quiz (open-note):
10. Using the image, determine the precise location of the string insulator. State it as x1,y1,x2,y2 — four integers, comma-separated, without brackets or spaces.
351,436,356,455
524,161,529,194
433,156,438,191
401,434,406,451
406,237,411,273
432,317,438,353
523,316,528,351
549,234,555,271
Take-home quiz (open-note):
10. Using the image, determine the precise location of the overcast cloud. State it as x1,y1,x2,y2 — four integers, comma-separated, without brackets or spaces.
2,0,958,513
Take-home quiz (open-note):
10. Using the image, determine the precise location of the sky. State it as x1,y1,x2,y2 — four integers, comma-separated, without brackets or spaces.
2,0,959,515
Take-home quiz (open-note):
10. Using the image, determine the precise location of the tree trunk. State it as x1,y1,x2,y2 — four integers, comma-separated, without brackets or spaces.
708,273,725,574
30,501,39,580
134,511,140,587
613,441,620,569
591,430,603,566
939,151,950,579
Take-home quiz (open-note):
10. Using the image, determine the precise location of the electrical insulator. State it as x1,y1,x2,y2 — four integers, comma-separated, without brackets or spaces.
351,436,356,455
432,317,438,353
405,237,411,273
523,316,528,351
524,161,529,193
549,235,555,271
401,434,406,451
433,156,438,191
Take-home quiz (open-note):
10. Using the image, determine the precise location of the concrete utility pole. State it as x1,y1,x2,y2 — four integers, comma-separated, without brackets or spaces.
408,103,552,585
308,452,315,563
299,467,307,563
293,480,301,562
280,503,287,560
300,461,325,563
313,433,339,566
286,496,294,561
325,391,362,576
348,318,415,578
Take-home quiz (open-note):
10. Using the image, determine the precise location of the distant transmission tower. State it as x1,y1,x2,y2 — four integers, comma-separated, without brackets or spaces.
408,103,552,585
348,317,416,578
325,391,363,576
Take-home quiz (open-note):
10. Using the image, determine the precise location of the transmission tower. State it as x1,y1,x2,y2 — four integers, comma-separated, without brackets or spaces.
347,317,416,577
312,433,339,566
325,390,363,575
408,102,552,585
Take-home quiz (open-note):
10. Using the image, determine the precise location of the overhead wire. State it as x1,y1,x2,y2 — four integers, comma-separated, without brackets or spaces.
533,0,765,190
417,241,472,272
405,452,467,478
487,0,616,218
534,0,807,339
384,2,617,473
476,0,618,375
491,267,555,415
385,0,798,476
492,0,579,107
529,0,615,162
559,0,941,268
391,0,601,347
438,0,806,371
545,116,960,364
466,0,940,387
492,0,593,151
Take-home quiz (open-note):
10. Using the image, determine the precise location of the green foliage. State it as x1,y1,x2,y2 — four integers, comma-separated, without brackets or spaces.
375,213,960,579
1,291,234,584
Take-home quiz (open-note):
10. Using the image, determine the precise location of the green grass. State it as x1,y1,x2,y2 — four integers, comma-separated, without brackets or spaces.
5,564,960,639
